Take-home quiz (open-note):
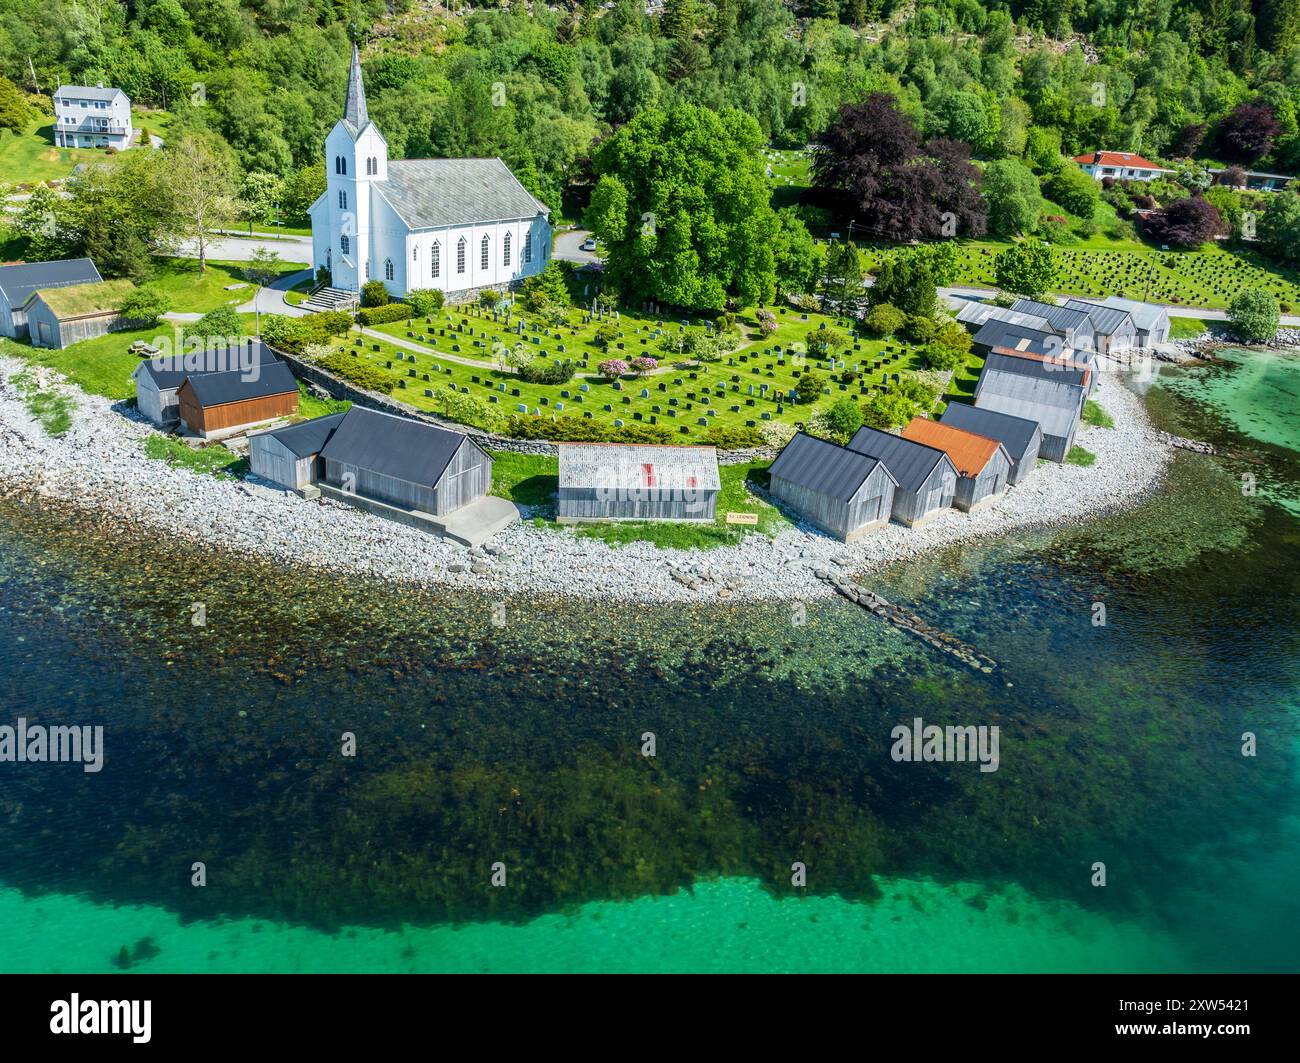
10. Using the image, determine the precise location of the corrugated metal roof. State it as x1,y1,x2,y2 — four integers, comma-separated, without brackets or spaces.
136,339,279,391
901,417,1004,477
377,159,548,230
972,320,1066,358
256,412,348,457
320,406,474,487
768,431,894,502
975,370,1082,439
1095,296,1169,332
939,402,1041,463
955,301,1051,331
1009,298,1092,335
0,258,101,306
847,426,952,494
985,350,1091,388
1062,298,1134,336
183,361,298,407
558,443,721,492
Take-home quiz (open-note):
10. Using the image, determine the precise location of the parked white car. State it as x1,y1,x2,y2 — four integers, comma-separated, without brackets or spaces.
580,237,597,252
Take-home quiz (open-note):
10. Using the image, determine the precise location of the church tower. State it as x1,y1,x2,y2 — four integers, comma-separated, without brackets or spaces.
322,44,388,293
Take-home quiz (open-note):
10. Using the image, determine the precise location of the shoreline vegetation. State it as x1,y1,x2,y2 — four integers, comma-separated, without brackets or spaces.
0,350,1177,604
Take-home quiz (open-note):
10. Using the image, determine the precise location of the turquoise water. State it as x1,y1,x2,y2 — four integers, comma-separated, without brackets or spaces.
0,355,1298,972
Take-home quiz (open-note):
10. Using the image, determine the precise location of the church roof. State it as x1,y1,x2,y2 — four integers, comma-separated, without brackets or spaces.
376,159,549,229
343,43,368,131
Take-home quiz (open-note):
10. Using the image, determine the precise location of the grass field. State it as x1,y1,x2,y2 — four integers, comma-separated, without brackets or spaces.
489,451,790,549
346,300,930,441
0,111,172,185
150,257,308,313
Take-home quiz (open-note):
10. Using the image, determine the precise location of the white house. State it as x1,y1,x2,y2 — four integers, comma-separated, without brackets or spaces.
52,85,133,149
1073,151,1172,182
309,46,552,302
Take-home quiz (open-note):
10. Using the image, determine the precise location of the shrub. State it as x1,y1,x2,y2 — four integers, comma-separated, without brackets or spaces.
479,289,501,309
406,289,445,316
315,350,395,394
757,308,778,335
700,425,765,448
356,303,414,326
820,396,864,444
1228,289,1280,343
315,265,332,288
517,359,575,385
594,323,619,347
117,285,171,327
506,415,674,443
864,303,905,337
795,368,825,404
597,358,629,378
186,305,240,343
902,314,937,344
427,385,506,432
360,280,389,308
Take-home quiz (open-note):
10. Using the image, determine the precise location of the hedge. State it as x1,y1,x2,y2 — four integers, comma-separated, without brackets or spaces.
356,303,415,326
518,360,575,385
699,425,765,448
315,351,395,394
505,415,675,443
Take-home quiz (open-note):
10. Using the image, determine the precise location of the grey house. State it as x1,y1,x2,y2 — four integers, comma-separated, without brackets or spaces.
53,84,133,149
133,339,281,427
939,402,1043,485
1062,299,1138,355
249,412,348,491
955,301,1051,333
318,406,493,517
767,431,897,542
25,278,135,349
0,258,102,340
901,417,1012,514
1094,296,1170,346
557,443,720,523
1009,298,1097,353
971,320,1068,361
974,351,1089,462
847,426,959,528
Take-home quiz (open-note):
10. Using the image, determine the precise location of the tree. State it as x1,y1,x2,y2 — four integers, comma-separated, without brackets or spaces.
1228,290,1280,342
14,186,68,260
795,368,826,404
1044,164,1100,221
994,239,1056,298
187,305,240,344
821,240,865,313
871,247,937,316
406,289,446,316
587,104,778,311
280,163,325,224
983,159,1043,236
1258,193,1300,264
818,397,864,444
0,75,30,134
772,209,822,297
924,322,972,371
1142,196,1223,248
864,303,905,337
164,133,242,274
240,171,283,231
117,285,171,327
1216,102,1284,164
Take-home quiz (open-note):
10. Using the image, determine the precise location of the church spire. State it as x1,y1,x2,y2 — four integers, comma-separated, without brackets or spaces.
343,43,368,129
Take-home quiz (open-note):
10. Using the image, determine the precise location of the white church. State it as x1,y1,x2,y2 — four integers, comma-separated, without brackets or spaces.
309,45,553,302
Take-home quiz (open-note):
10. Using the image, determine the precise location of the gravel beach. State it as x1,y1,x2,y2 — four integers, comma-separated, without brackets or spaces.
0,354,1174,603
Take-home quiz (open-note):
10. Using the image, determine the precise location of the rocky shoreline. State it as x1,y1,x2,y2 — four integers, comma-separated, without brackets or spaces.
0,354,1178,604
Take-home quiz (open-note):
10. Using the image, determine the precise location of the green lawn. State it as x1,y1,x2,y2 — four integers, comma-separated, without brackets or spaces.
150,257,307,314
0,110,172,185
295,381,350,419
142,434,246,478
1066,445,1097,467
347,301,928,442
1168,316,1216,340
489,451,790,549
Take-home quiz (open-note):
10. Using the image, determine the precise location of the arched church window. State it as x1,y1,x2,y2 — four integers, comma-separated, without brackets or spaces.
457,237,466,274
432,242,441,278
384,258,394,281
335,156,346,175
523,231,532,264
338,190,347,210
340,234,349,255
503,232,512,267
480,234,490,270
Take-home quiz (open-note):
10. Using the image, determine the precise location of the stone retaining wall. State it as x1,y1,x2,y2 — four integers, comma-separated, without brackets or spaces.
273,344,780,463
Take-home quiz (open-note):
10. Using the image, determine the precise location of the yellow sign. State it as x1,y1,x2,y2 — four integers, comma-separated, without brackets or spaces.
725,512,759,525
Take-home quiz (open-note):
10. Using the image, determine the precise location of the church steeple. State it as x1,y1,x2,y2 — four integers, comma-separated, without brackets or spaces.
343,43,368,129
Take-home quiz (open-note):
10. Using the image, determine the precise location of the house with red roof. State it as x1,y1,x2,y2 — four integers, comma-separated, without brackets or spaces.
1073,151,1173,182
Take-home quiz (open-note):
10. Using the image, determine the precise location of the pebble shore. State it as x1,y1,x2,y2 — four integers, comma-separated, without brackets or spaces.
0,355,1175,603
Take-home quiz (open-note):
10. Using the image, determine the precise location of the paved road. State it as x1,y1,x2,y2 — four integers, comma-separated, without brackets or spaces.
177,233,313,263
940,286,1300,327
553,229,600,264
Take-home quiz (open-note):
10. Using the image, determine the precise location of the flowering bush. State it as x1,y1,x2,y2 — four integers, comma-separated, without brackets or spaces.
598,359,629,379
630,356,658,375
757,309,778,335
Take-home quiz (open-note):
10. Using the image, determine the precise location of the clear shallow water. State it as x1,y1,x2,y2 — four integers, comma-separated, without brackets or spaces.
0,359,1298,972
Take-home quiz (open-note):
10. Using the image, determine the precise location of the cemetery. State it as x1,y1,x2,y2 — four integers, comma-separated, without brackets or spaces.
322,299,934,443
